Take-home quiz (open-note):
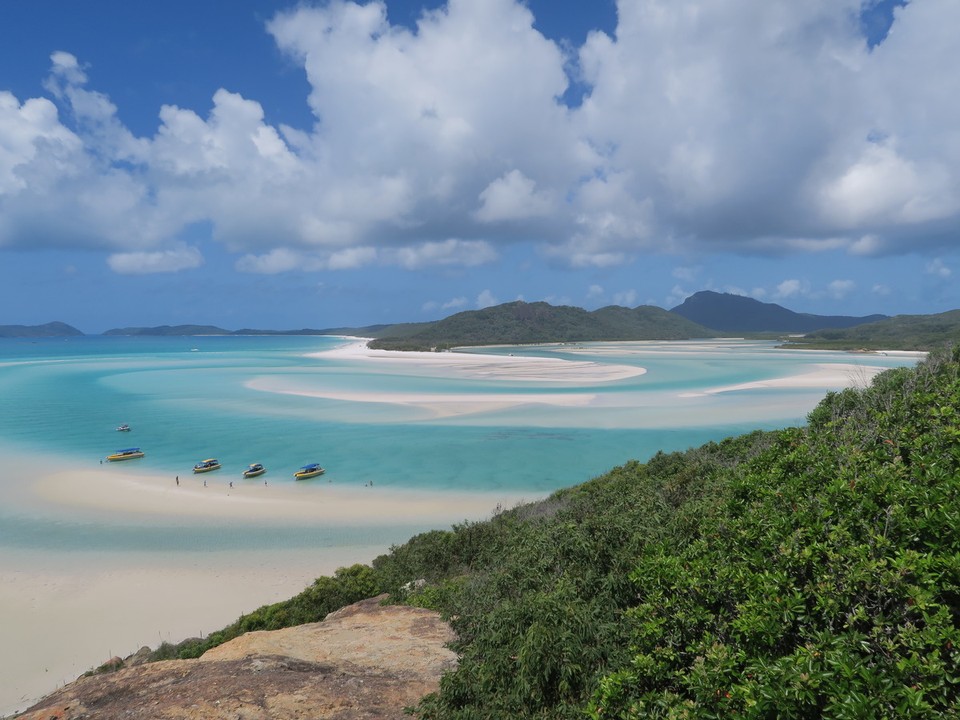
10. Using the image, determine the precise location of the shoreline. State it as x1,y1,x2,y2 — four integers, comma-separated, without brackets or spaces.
0,341,925,715
1,453,530,716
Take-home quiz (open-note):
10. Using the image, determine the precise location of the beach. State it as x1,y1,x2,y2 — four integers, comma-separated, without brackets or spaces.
0,339,924,715
1,451,527,716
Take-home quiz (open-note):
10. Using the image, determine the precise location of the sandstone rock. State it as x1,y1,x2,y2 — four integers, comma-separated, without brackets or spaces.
13,596,457,720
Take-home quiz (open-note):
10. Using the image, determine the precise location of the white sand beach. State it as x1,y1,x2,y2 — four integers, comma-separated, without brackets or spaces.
0,455,527,716
678,362,890,397
311,339,648,383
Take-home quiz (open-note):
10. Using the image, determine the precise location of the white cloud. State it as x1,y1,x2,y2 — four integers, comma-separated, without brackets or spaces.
475,169,555,222
385,239,497,269
442,296,468,310
775,279,805,299
612,289,638,307
828,279,856,299
586,284,604,298
2,0,960,277
926,258,952,278
476,289,498,308
236,248,302,274
665,285,691,308
872,283,891,296
107,244,203,274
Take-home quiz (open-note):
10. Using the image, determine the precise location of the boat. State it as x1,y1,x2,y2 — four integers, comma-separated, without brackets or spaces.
193,458,222,473
294,463,325,480
107,447,144,461
115,424,131,432
242,463,266,479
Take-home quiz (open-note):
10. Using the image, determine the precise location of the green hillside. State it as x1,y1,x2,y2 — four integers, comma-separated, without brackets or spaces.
149,346,960,717
784,309,960,351
368,300,716,350
0,321,83,337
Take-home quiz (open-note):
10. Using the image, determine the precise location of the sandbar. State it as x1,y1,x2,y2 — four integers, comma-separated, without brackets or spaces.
311,339,648,383
678,362,898,397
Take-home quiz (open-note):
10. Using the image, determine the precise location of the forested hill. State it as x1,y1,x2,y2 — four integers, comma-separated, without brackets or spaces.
0,321,83,338
671,290,888,333
368,300,717,350
147,346,960,717
784,309,960,350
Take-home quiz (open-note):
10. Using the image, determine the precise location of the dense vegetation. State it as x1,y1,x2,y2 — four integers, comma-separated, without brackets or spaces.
150,346,960,717
368,300,716,350
783,310,960,351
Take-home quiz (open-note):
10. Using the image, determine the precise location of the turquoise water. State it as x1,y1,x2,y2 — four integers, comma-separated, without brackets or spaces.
0,336,920,554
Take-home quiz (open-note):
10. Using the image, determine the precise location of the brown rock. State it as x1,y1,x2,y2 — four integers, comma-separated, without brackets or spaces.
13,596,457,720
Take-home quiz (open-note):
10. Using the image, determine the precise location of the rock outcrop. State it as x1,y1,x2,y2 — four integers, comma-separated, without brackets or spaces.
12,596,456,720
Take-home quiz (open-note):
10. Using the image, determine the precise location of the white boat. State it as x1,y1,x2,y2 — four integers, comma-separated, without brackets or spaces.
116,424,131,432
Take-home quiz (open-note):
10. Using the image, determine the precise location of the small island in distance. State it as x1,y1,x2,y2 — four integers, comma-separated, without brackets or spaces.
3,291,958,351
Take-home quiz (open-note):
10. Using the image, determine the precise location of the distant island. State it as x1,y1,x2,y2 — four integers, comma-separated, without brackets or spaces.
0,321,84,338
5,291,959,351
670,290,888,333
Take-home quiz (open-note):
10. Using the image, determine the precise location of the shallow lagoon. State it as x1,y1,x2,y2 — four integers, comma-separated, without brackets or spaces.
0,336,921,713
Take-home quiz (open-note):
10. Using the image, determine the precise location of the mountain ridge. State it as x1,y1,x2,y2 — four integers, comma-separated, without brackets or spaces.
670,290,888,332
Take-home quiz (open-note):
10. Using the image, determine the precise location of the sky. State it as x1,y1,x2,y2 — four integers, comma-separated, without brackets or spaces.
1,0,958,333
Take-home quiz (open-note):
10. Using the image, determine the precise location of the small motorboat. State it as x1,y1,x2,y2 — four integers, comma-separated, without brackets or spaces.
107,447,144,461
193,458,222,473
115,424,131,432
243,463,266,479
294,463,325,480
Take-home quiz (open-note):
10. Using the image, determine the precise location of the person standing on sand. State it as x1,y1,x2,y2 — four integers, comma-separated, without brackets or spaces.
176,476,179,486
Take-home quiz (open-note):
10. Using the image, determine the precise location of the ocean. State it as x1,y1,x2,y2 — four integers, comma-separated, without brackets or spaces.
0,335,923,713
0,335,921,552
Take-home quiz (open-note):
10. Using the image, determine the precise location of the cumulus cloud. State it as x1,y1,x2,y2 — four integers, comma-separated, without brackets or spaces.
384,239,497,269
443,296,468,310
612,289,638,307
1,0,959,278
828,279,856,299
107,244,203,274
475,169,555,222
775,279,806,299
476,289,498,308
926,258,952,278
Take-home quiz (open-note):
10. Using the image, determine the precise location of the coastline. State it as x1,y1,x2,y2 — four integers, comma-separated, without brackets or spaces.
1,453,528,716
0,340,925,715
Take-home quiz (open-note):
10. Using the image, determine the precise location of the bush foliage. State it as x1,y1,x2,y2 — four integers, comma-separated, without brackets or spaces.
153,348,960,718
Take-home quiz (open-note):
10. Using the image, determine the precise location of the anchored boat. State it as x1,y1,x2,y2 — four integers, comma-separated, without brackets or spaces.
193,458,222,473
242,463,266,479
294,463,325,480
107,447,144,461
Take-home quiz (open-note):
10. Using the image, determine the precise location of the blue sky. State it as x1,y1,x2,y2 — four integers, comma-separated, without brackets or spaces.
2,0,958,333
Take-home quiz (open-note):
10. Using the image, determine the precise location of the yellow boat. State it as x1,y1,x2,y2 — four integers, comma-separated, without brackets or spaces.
294,463,325,480
193,458,222,473
242,463,266,479
107,447,144,461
